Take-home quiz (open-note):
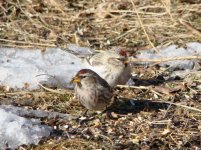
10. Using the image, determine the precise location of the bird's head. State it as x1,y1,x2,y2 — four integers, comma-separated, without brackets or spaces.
71,69,97,84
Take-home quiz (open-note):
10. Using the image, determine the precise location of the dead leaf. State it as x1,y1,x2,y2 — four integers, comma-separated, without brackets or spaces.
110,112,119,119
0,0,3,6
131,138,139,144
153,86,171,95
161,128,171,135
95,3,111,19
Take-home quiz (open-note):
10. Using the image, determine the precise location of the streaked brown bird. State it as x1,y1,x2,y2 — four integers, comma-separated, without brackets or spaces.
82,48,132,87
71,69,113,114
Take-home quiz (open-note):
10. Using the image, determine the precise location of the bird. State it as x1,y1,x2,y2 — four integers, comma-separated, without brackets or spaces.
71,69,113,114
82,48,132,87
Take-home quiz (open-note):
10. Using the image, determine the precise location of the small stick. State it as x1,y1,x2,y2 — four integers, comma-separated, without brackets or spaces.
117,85,149,90
34,75,71,94
117,85,164,97
179,19,201,39
154,101,201,113
130,0,160,54
117,85,201,113
0,38,55,47
129,55,201,63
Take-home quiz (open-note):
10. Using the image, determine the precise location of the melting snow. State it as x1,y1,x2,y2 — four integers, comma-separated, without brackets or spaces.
0,42,201,148
0,47,83,90
0,107,52,149
136,42,201,70
1,42,200,90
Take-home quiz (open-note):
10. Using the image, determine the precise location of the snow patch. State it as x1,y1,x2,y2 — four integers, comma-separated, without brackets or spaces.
136,42,201,70
0,108,52,149
0,47,83,90
0,42,201,90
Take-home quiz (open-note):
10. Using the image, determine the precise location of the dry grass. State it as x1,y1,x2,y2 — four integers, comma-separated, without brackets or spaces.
0,0,200,50
1,66,201,149
0,0,201,149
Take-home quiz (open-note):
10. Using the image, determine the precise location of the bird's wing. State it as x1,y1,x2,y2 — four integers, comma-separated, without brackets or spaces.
86,53,105,66
65,44,95,58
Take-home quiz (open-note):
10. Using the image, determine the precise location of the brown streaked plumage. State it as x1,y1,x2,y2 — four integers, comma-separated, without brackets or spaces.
71,69,113,111
82,48,132,87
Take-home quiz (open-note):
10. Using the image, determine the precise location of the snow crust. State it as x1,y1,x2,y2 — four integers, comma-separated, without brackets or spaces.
0,42,200,148
0,107,52,149
0,47,82,90
136,42,201,70
0,42,201,90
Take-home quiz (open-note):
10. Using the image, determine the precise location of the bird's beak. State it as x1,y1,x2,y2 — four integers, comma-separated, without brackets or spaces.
124,58,130,65
70,75,81,83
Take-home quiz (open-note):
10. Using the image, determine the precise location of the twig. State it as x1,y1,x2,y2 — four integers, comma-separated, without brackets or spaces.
150,89,164,97
179,19,201,39
148,119,171,124
117,85,164,97
163,104,172,118
116,85,149,90
160,0,175,22
169,134,180,146
0,91,46,96
155,101,201,113
35,74,66,88
34,75,71,94
0,38,55,47
129,55,201,63
98,134,114,146
119,86,201,113
130,0,160,54
115,28,136,40
35,80,68,94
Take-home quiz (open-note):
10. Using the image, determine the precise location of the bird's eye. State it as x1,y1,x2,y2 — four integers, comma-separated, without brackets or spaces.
117,58,123,61
80,75,87,78
119,49,127,57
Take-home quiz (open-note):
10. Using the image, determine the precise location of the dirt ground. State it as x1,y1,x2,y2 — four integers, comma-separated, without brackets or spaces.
0,0,201,149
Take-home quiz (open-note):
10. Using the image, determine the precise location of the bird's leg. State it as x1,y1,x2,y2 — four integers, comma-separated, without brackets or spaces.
76,109,97,125
82,109,88,116
101,105,118,119
74,109,88,122
74,109,88,124
101,106,108,114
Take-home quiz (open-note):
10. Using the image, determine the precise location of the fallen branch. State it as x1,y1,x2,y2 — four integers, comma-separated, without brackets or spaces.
156,101,201,113
129,55,201,63
116,85,149,90
130,0,160,54
0,105,75,120
179,19,201,39
116,85,164,97
34,74,72,94
0,38,55,47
